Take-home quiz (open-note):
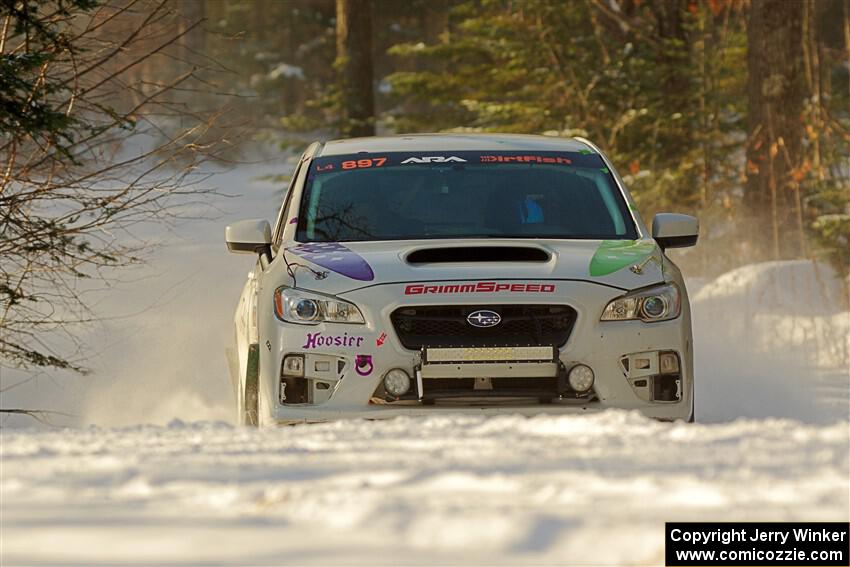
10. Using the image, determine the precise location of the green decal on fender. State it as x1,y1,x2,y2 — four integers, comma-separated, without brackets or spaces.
589,240,656,277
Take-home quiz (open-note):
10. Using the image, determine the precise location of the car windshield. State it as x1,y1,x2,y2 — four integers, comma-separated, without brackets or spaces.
296,150,638,242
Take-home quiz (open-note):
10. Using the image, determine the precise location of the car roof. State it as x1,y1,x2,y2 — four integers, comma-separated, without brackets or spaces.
317,133,594,156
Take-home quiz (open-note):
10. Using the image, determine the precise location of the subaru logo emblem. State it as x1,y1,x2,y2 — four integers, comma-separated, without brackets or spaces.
467,310,501,328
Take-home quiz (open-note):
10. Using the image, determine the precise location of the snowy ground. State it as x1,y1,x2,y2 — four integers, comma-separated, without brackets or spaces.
1,163,848,565
3,414,848,566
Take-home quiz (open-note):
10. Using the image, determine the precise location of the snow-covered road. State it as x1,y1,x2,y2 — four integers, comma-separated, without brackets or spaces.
3,413,847,566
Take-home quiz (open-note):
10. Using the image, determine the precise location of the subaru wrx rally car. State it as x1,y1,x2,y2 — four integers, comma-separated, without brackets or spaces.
225,134,699,426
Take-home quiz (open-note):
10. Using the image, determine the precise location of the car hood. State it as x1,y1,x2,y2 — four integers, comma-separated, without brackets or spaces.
283,238,665,295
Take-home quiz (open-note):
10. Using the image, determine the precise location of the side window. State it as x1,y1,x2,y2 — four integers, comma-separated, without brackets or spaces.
271,161,303,251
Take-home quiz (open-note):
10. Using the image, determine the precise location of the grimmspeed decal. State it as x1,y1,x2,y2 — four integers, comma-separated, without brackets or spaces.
310,150,604,174
404,282,556,295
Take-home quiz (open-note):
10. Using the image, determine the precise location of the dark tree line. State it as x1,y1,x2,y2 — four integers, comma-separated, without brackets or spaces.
227,0,847,277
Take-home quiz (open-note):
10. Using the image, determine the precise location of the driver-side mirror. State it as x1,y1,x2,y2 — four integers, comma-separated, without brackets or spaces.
225,219,272,255
652,213,698,250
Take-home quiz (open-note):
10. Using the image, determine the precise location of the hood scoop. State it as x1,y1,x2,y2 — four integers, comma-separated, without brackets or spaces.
406,246,551,264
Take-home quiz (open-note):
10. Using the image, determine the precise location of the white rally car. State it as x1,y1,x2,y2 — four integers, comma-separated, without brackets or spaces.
225,134,699,426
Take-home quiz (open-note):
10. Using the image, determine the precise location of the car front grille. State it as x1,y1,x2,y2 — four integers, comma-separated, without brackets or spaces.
390,304,577,350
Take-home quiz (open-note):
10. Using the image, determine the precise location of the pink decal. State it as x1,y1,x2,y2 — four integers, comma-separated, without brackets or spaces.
355,355,373,376
479,155,572,165
376,332,387,347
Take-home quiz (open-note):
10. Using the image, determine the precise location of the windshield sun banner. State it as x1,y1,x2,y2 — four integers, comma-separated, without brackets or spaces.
310,150,607,174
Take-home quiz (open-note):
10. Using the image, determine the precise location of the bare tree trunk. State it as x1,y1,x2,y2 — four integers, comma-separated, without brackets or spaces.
423,0,449,44
177,0,206,60
744,0,805,260
803,0,827,183
651,0,690,106
845,0,850,119
335,0,375,137
697,6,708,209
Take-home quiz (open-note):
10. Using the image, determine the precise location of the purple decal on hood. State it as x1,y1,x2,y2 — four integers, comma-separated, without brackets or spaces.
288,242,375,281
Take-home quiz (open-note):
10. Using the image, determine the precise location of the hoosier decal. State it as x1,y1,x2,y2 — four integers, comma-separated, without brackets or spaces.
404,282,555,295
303,332,365,349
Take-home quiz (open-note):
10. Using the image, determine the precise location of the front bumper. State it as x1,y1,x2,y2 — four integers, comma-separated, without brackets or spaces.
257,280,694,424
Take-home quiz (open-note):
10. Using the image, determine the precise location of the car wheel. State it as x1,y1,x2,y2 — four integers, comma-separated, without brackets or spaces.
257,385,274,427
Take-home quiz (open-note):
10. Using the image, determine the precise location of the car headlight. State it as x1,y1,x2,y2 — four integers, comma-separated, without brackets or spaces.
600,282,681,323
273,287,365,325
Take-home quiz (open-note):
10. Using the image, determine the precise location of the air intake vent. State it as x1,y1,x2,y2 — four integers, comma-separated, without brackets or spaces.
407,246,550,264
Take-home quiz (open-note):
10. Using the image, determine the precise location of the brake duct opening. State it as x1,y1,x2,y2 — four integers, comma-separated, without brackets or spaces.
620,351,682,403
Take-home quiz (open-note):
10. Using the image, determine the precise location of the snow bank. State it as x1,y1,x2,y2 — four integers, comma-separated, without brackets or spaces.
2,413,847,565
690,260,849,424
693,259,847,316
692,260,848,371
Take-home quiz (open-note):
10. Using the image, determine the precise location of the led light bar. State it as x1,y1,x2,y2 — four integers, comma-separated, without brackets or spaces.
425,346,554,363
